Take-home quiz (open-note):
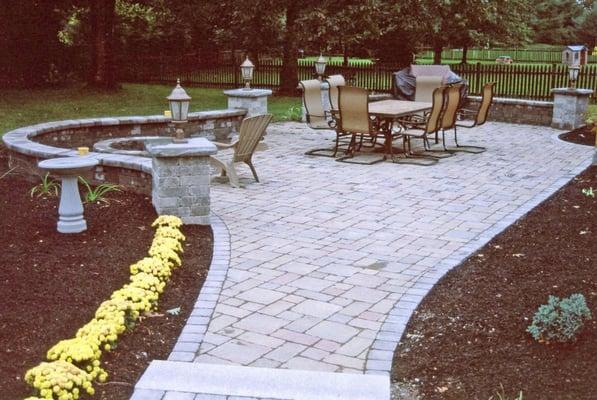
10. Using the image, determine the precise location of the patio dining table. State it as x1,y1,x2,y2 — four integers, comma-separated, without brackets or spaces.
368,99,432,160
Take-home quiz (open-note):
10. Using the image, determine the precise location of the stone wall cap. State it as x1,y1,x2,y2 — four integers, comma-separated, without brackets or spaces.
467,96,553,107
550,88,594,96
223,88,273,97
188,109,246,120
148,137,217,157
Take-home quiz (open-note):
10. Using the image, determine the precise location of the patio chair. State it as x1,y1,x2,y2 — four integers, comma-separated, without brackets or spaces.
452,82,496,153
415,76,444,103
395,86,447,165
299,79,330,130
439,83,465,152
335,86,386,165
210,114,272,188
325,74,346,112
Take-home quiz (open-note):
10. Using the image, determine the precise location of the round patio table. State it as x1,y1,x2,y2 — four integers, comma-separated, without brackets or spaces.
38,156,99,233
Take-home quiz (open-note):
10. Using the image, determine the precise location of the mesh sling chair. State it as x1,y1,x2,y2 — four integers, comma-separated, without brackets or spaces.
438,83,464,152
325,74,346,112
452,82,497,153
299,79,341,157
210,114,272,188
395,86,447,166
335,86,386,165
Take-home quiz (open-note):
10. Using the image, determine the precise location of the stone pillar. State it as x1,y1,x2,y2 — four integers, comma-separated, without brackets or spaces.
223,88,273,117
148,138,217,225
550,88,594,130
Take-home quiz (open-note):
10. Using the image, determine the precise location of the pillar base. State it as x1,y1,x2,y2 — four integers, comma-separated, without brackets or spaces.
550,88,594,130
224,88,272,118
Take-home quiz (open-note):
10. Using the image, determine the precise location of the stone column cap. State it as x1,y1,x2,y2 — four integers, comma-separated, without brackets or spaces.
147,137,217,157
551,87,594,96
223,88,273,97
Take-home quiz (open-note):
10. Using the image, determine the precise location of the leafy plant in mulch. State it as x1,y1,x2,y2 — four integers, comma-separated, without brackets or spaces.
30,172,60,198
527,293,592,344
78,177,121,204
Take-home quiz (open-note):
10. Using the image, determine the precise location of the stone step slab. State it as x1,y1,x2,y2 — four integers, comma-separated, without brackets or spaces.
132,360,389,400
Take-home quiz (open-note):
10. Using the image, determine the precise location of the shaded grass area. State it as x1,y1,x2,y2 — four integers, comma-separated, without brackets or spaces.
0,83,301,136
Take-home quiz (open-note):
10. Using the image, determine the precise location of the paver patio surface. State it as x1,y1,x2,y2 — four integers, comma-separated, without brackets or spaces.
133,121,594,399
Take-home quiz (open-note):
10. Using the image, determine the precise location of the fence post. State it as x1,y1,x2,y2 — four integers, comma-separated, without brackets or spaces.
549,63,557,92
475,62,481,95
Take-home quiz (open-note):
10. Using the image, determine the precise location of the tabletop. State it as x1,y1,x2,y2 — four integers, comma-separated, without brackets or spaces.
368,100,432,118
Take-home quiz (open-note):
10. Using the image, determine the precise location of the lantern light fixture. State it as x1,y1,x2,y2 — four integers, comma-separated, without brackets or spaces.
315,54,327,80
241,57,255,90
166,78,192,143
568,64,580,89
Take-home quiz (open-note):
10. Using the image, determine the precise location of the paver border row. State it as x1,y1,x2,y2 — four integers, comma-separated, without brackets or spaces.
365,131,594,374
167,213,232,362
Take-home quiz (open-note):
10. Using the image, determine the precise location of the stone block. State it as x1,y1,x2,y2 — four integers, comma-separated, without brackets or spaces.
551,88,594,130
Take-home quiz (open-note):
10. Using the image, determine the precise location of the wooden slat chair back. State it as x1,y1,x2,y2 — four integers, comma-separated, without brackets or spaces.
325,74,346,111
299,79,328,129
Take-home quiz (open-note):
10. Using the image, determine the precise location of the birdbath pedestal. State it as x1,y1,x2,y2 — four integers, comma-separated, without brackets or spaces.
38,157,99,233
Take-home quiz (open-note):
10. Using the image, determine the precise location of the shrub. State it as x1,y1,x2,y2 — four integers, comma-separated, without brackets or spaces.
527,293,592,343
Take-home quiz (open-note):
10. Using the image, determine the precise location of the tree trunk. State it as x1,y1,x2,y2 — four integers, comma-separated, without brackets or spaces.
343,44,349,67
88,0,117,89
278,2,299,95
461,44,468,64
433,43,442,65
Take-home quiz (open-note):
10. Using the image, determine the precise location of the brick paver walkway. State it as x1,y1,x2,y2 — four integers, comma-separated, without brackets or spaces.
132,122,594,399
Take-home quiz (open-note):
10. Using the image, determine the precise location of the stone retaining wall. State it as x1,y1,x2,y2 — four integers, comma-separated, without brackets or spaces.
467,96,553,126
2,109,246,195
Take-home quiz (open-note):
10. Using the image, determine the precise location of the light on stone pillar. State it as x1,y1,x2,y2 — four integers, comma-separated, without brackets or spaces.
568,65,580,89
315,54,327,81
167,78,192,143
241,57,255,90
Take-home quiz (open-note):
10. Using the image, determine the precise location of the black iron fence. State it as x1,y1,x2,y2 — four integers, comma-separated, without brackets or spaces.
122,57,597,102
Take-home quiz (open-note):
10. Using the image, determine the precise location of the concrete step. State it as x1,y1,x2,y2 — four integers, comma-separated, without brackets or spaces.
132,360,390,400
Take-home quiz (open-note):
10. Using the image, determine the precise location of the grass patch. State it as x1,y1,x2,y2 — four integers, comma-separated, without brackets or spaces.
0,83,300,136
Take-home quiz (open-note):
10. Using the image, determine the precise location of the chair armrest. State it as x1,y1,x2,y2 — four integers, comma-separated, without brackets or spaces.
212,140,238,150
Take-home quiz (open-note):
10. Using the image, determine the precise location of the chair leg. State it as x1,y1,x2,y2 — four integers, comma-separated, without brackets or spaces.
226,162,242,188
451,126,487,153
246,161,259,182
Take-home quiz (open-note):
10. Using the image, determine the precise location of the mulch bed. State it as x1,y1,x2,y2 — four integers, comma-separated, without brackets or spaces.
0,156,213,399
559,125,596,147
392,162,596,400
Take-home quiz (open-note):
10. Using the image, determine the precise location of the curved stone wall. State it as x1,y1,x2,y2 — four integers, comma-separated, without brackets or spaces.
2,109,247,194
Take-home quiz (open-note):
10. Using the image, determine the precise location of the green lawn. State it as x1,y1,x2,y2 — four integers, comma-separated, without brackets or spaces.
0,84,301,136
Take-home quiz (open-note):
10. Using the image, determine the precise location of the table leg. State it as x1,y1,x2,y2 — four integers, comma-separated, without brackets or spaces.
57,175,87,233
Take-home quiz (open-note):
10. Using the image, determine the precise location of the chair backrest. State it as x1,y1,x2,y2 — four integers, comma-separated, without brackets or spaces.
424,86,447,135
299,79,326,125
234,114,273,162
415,76,443,103
325,74,346,111
338,86,371,134
440,84,463,130
475,82,496,126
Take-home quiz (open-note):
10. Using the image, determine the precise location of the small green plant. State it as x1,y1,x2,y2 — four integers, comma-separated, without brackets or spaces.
30,173,60,197
78,176,121,204
492,384,524,400
282,105,303,122
527,293,592,344
582,187,595,198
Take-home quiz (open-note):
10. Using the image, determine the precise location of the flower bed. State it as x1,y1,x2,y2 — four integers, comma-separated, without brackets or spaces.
0,156,212,399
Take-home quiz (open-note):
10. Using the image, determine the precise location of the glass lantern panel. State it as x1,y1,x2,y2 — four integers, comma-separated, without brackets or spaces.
170,101,182,121
181,101,190,121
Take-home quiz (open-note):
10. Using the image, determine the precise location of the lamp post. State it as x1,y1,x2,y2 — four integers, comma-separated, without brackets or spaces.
315,54,327,81
568,65,580,89
241,57,255,90
166,79,191,143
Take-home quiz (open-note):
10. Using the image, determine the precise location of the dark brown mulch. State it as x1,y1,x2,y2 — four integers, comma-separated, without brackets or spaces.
0,157,212,399
559,125,596,146
392,165,597,400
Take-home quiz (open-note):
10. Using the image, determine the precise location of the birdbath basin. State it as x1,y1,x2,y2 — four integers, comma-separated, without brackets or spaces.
38,156,99,233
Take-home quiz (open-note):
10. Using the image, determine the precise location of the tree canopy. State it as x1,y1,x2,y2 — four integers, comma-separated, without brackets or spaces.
0,0,594,89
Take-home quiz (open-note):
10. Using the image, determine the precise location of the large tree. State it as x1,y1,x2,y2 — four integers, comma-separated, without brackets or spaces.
88,0,117,89
529,0,586,45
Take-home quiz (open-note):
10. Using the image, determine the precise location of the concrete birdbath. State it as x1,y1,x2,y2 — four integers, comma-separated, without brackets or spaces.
38,156,99,233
